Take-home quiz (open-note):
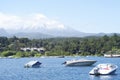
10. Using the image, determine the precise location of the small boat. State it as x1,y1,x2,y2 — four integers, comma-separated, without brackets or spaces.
63,59,96,66
89,63,118,75
104,54,120,58
58,56,65,58
24,60,41,68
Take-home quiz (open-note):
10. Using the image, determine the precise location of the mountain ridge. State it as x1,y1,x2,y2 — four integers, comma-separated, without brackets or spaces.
0,27,118,39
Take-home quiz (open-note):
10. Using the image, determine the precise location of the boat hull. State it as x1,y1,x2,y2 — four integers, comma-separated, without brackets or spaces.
90,69,117,75
65,61,96,66
89,63,118,75
24,61,41,68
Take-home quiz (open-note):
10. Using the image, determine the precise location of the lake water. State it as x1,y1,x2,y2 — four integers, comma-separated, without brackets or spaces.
0,56,120,80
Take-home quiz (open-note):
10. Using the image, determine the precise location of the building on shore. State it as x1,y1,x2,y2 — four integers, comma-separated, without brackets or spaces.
20,47,45,54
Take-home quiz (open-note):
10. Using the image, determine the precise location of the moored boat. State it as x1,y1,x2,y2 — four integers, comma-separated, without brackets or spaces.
24,60,41,68
63,59,96,66
58,56,65,58
89,63,118,75
104,54,120,58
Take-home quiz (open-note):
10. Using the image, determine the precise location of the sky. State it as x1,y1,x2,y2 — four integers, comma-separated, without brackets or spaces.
0,0,120,33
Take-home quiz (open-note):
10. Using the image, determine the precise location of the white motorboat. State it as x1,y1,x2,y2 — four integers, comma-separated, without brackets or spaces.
24,60,41,68
104,54,120,58
63,59,96,66
89,63,118,75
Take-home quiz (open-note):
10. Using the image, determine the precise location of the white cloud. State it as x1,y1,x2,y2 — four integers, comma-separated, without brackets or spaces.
0,13,22,30
0,13,66,32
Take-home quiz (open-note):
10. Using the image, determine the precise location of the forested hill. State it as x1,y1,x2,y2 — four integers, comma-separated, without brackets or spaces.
0,34,120,57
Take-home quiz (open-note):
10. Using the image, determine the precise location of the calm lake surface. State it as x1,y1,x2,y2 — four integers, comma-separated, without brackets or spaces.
0,56,120,80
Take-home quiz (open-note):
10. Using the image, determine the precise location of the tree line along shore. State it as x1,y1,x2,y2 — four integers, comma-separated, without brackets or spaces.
0,34,120,57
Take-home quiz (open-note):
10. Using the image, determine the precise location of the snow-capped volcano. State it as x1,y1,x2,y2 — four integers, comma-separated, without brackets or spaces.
0,13,66,33
0,12,94,38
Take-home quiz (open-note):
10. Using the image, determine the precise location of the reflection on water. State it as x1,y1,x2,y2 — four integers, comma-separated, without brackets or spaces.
89,75,117,80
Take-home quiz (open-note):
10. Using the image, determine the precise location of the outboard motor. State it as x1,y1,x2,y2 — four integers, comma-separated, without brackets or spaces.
62,61,66,64
94,68,100,75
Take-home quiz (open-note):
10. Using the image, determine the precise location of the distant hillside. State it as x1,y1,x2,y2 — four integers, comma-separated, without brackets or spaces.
0,27,119,39
13,32,54,39
0,28,9,37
